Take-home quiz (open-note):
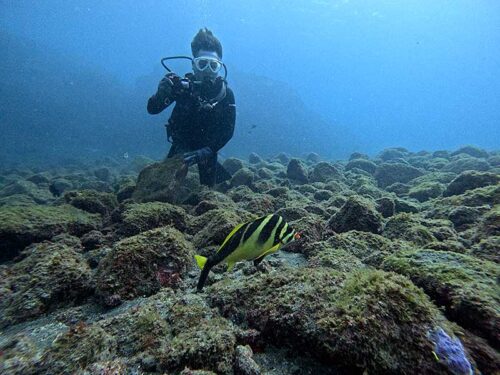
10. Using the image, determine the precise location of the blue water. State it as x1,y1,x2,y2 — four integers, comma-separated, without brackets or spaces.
1,0,499,165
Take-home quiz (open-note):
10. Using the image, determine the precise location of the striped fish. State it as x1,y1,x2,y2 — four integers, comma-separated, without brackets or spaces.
195,214,300,291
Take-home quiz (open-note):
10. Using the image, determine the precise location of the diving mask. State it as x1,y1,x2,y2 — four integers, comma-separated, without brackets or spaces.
193,56,223,74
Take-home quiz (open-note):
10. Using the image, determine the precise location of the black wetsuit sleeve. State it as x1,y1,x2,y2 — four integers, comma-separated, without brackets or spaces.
210,88,236,152
147,92,170,114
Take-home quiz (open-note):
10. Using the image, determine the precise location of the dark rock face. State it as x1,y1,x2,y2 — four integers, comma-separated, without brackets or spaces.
328,196,383,234
286,158,308,183
374,162,424,187
443,171,499,197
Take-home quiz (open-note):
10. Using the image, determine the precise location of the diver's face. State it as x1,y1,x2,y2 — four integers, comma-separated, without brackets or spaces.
193,49,222,81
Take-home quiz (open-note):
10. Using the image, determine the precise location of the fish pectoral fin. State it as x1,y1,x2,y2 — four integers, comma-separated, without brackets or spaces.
227,262,235,272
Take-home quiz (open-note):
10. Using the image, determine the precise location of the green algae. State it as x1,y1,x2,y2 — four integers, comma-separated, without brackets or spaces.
383,249,500,346
0,204,101,261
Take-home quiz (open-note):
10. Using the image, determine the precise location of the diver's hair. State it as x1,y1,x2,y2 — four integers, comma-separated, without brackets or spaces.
191,28,223,58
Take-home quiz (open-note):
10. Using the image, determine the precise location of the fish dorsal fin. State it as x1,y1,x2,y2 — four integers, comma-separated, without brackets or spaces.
217,222,246,252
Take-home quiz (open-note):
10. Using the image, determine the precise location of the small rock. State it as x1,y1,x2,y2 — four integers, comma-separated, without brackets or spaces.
328,195,383,234
94,167,112,182
223,158,245,175
248,152,263,164
306,152,321,163
275,152,291,165
234,345,261,375
309,162,342,183
376,197,395,218
231,168,254,188
349,152,369,160
81,230,105,250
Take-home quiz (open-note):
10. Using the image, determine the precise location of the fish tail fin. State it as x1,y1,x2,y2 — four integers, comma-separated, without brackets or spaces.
227,261,235,272
195,255,208,270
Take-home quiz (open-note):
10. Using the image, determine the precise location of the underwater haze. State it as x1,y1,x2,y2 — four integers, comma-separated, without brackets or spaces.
1,0,500,163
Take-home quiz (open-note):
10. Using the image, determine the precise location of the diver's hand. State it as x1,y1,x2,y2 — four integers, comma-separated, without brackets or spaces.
156,74,175,102
183,147,213,166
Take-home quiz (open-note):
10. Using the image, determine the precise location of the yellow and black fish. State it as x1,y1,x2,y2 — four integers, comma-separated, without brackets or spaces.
195,214,300,291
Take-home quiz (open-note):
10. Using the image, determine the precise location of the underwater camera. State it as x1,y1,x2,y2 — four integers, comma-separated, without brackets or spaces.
160,56,228,111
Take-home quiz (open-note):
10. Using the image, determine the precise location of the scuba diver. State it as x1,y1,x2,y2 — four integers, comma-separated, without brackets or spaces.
147,28,235,187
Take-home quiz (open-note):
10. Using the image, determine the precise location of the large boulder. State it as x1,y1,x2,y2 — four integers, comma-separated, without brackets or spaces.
0,204,101,262
443,171,499,197
328,196,383,234
0,241,94,327
383,213,436,246
95,227,194,305
208,268,453,374
383,249,500,347
345,158,377,174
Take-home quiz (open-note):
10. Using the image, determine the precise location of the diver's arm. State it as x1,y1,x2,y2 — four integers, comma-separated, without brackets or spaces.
147,93,169,114
210,88,236,152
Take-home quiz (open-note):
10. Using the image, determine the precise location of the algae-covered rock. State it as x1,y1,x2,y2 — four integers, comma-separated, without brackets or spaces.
286,159,308,184
119,201,188,236
328,195,383,234
309,162,342,183
209,268,447,374
95,227,194,305
39,324,118,374
469,236,500,263
231,168,254,188
383,249,500,346
442,156,490,174
0,242,94,327
374,162,424,187
133,156,198,204
326,230,408,266
378,147,409,161
408,182,445,202
383,213,436,246
191,208,254,249
222,157,245,175
451,145,490,159
64,189,118,216
345,158,377,174
0,204,101,262
443,170,499,197
0,180,54,204
307,241,364,272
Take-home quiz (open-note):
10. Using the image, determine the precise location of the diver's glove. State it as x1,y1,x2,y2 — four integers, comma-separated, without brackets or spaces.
183,147,213,166
157,73,191,104
156,74,175,103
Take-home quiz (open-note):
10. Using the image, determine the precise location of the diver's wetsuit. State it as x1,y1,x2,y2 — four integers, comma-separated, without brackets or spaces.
147,75,235,186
